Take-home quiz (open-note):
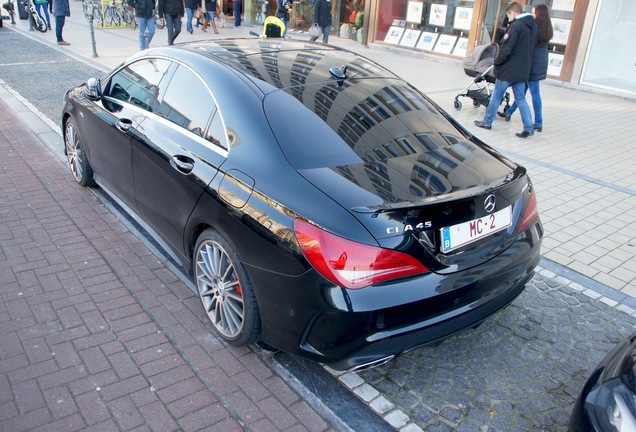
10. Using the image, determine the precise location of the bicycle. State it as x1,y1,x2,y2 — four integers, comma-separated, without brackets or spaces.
103,0,121,27
82,0,103,26
22,0,47,33
121,1,136,29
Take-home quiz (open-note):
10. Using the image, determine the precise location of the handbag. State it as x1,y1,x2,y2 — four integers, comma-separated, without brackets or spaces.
194,7,203,19
308,23,322,38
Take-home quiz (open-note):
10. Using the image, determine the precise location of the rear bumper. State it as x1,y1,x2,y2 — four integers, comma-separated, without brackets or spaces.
251,220,542,371
326,272,529,371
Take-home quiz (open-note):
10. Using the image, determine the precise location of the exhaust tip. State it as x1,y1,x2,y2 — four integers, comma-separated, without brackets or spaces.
349,355,395,372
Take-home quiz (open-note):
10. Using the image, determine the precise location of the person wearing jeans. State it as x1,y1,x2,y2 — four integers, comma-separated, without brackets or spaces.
34,0,51,29
184,0,197,34
158,0,184,44
53,0,70,45
482,80,533,132
499,4,553,132
309,0,332,44
128,0,155,50
473,2,537,138
232,0,240,28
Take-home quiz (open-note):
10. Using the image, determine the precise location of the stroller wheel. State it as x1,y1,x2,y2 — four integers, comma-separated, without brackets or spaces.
453,99,462,111
473,99,481,108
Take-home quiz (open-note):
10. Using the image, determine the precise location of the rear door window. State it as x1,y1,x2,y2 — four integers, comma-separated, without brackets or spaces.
157,65,228,150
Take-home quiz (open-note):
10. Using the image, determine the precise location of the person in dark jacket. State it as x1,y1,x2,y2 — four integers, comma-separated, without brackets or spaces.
158,0,184,45
500,3,553,132
53,0,71,45
275,0,292,37
309,0,332,44
474,2,538,138
128,0,155,50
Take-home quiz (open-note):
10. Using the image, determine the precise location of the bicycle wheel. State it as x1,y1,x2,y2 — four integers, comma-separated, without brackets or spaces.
104,6,113,26
35,12,47,32
94,4,104,26
113,8,121,26
129,10,137,29
82,0,92,19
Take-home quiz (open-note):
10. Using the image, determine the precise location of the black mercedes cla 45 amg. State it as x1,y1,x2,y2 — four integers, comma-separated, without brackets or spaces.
62,39,543,371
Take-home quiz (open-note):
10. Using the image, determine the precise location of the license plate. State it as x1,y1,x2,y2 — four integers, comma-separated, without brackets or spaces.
441,206,512,253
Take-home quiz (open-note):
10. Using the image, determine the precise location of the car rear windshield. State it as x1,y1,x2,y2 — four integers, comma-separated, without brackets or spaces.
264,78,472,170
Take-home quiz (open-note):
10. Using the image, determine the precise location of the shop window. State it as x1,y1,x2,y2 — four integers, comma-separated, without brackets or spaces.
377,0,474,58
581,0,636,95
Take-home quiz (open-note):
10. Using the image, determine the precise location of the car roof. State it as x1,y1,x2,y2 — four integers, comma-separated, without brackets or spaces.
174,38,402,93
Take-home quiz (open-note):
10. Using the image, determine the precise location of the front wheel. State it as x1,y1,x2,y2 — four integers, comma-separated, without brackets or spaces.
194,229,260,346
32,13,47,32
65,118,95,187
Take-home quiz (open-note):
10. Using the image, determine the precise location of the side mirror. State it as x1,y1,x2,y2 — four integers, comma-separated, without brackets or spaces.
85,77,102,101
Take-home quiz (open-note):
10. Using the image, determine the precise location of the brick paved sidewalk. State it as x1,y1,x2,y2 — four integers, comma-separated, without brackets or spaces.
0,99,339,431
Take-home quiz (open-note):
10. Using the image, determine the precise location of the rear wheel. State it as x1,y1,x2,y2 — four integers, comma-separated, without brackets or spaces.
194,229,260,346
65,118,95,187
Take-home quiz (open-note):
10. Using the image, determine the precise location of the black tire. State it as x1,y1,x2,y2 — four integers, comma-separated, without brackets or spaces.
64,118,95,187
32,12,47,32
454,99,462,111
473,99,480,108
194,228,260,346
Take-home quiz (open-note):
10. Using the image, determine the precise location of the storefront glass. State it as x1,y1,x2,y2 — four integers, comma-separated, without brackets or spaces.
581,0,636,95
376,0,475,57
265,0,364,42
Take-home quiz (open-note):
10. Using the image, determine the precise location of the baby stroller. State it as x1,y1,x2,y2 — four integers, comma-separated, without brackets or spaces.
453,43,510,112
249,16,285,38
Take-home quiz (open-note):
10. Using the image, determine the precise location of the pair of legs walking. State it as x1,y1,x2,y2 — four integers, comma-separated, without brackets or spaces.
503,81,543,131
309,25,330,44
202,12,218,33
475,79,534,137
136,17,155,50
165,14,182,45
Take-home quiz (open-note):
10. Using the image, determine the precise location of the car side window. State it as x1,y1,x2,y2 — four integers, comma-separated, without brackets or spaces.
104,58,172,113
158,66,227,149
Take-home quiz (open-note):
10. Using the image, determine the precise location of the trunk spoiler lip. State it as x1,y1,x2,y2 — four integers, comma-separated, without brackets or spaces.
351,168,528,214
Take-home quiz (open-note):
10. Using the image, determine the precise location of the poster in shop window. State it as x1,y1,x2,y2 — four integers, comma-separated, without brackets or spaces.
384,26,405,44
400,29,422,47
433,34,457,54
406,1,423,24
551,18,572,45
416,31,439,51
453,7,472,31
452,37,469,57
428,4,447,27
552,0,575,12
547,53,564,76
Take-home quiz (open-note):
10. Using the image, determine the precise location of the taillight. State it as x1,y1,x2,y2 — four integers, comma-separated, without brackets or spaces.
518,187,539,232
293,219,429,289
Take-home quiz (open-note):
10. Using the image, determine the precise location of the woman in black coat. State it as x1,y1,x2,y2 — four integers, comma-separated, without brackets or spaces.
501,4,553,131
309,0,332,43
